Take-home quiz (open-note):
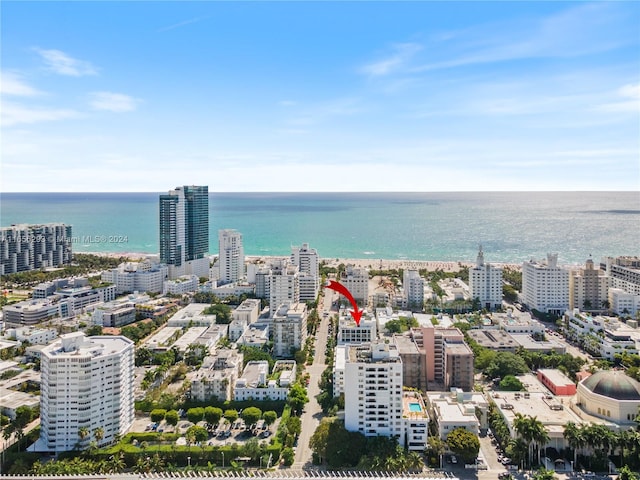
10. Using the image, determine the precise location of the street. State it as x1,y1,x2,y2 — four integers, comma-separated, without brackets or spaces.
291,289,336,469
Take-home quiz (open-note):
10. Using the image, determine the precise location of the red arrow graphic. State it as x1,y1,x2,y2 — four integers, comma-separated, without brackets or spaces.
324,280,363,326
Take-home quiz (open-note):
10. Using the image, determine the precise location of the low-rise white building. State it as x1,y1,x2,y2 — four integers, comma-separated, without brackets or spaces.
233,360,295,401
564,309,639,359
237,323,270,348
164,275,199,295
101,260,168,294
5,327,57,345
189,349,243,402
167,303,217,327
493,310,545,335
609,288,640,317
337,311,377,345
427,389,487,440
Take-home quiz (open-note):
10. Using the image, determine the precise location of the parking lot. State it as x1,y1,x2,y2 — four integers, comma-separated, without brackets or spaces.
130,414,277,447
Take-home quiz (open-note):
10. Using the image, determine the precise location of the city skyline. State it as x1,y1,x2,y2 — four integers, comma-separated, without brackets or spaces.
1,1,639,192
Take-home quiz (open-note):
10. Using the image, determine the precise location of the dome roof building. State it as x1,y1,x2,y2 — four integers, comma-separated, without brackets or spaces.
577,370,640,426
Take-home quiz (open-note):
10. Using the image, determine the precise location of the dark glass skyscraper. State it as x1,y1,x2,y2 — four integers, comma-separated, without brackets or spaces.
159,185,209,268
183,185,209,261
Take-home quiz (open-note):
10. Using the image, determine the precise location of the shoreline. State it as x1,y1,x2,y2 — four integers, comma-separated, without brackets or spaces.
79,251,521,272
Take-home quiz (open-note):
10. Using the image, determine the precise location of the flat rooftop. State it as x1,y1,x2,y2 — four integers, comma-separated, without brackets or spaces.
492,390,582,437
538,368,574,387
144,326,182,350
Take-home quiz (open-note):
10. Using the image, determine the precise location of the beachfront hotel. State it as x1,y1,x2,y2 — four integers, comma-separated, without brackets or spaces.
0,223,73,275
37,332,134,452
468,245,503,311
159,185,209,280
521,253,570,315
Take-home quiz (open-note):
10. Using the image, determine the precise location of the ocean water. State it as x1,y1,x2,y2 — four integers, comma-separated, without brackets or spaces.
0,192,638,265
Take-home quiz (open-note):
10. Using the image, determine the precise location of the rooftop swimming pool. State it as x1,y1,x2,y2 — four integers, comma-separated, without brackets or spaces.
408,402,422,412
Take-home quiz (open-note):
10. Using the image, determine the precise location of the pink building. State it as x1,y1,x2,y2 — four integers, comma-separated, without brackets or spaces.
537,368,576,396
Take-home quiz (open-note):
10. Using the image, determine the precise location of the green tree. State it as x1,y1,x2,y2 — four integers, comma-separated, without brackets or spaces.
310,419,331,463
77,426,90,449
164,409,179,426
241,406,262,426
204,406,223,425
93,427,104,446
262,410,277,426
485,351,529,379
533,468,557,480
224,409,238,423
186,407,205,423
281,447,295,466
204,303,232,324
499,375,524,391
150,409,167,423
186,425,209,443
446,428,480,463
287,383,309,415
619,465,640,480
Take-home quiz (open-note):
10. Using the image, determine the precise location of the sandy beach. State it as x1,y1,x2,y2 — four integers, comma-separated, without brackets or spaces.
82,251,520,272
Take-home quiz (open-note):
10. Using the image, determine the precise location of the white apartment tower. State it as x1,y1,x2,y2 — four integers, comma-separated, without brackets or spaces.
341,265,369,306
218,229,244,284
269,261,300,316
469,246,503,311
522,254,569,315
39,332,134,452
344,342,404,441
272,303,308,357
291,243,320,302
403,270,425,311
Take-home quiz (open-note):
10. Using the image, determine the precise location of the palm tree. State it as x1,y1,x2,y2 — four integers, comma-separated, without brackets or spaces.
563,422,584,468
77,426,90,449
529,416,549,466
513,413,535,468
93,427,104,448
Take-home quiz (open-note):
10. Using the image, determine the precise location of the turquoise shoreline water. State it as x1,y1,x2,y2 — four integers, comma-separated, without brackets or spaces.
1,192,638,265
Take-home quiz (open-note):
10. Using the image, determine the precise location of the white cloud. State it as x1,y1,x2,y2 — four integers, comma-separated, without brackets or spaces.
89,92,140,112
157,16,208,32
413,3,636,73
34,48,98,76
0,72,43,96
593,83,640,113
360,43,422,77
1,101,81,127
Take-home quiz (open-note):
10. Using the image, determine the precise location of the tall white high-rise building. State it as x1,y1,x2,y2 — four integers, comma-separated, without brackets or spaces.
469,246,503,311
269,261,299,316
344,342,404,439
522,254,569,315
218,229,244,284
38,332,134,452
290,243,320,301
403,270,425,311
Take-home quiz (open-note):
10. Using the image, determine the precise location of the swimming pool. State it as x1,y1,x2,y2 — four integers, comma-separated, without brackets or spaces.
408,402,422,412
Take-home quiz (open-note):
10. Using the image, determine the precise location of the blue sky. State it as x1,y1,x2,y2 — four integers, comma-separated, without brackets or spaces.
1,1,639,192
